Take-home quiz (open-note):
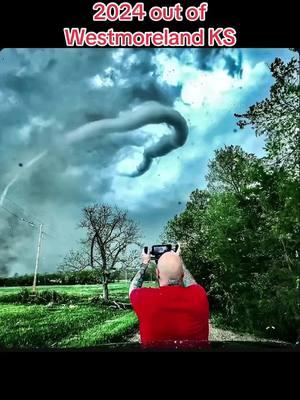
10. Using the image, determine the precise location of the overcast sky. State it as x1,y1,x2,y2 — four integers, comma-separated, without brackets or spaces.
0,48,294,276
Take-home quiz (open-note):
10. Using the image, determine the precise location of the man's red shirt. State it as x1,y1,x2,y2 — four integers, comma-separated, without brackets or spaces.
130,284,209,348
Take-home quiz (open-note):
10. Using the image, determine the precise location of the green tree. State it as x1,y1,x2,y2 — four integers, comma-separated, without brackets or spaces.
206,145,262,195
162,189,213,286
235,53,300,175
162,52,300,341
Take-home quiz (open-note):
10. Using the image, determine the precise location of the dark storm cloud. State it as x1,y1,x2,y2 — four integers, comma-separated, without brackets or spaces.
0,47,246,276
191,49,243,77
130,81,180,106
112,48,180,107
0,216,17,276
0,49,182,275
223,51,243,78
45,58,57,71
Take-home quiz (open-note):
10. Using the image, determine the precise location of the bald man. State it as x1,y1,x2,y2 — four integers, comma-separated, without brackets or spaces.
129,245,209,349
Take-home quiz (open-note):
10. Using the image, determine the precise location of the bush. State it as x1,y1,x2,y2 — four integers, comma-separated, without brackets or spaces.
0,270,117,287
0,289,79,305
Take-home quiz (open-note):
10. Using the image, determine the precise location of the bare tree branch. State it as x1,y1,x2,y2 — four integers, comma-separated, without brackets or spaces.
80,204,141,301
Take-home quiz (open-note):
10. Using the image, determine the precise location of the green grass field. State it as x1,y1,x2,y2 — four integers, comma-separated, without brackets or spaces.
0,283,145,349
0,283,131,301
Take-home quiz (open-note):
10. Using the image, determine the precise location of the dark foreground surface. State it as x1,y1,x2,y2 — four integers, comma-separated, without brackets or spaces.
2,341,299,352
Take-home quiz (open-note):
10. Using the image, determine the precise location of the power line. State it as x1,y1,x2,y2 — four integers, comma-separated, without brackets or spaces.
0,202,72,244
0,197,82,287
0,196,84,256
1,196,63,236
3,195,44,225
0,194,58,237
0,204,36,228
0,204,54,238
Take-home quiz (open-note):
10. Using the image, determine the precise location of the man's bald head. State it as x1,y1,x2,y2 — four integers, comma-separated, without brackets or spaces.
156,251,184,286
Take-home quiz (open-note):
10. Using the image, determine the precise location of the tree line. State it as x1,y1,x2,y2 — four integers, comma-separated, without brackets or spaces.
162,52,300,342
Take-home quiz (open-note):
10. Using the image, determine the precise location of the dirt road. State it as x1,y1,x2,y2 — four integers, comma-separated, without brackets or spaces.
128,323,284,343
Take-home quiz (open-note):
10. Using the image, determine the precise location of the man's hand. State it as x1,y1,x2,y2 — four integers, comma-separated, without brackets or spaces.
141,247,151,265
175,242,197,287
129,247,150,296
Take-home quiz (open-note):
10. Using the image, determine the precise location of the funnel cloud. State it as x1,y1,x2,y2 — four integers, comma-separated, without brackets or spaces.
65,101,188,177
0,48,290,277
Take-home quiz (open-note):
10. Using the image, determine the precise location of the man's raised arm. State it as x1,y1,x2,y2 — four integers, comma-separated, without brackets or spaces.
129,248,151,296
175,243,197,287
182,264,197,287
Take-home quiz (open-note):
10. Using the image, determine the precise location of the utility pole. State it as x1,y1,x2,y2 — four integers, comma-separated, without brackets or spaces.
32,223,43,294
